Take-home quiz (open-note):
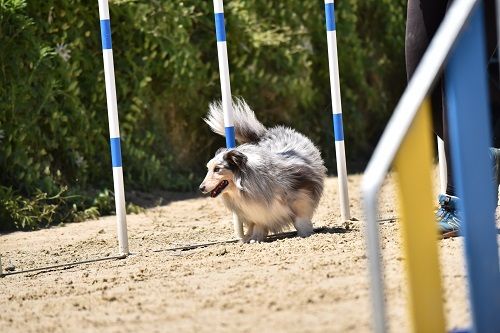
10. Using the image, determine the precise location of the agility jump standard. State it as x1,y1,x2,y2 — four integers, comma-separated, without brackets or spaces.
324,0,350,221
362,0,500,332
99,0,129,255
212,0,244,238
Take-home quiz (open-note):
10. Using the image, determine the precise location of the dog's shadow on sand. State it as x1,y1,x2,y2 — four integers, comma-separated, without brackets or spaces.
152,226,353,253
265,225,351,243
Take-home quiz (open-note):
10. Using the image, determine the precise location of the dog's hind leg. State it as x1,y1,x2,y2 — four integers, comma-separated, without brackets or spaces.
293,217,314,238
291,190,315,238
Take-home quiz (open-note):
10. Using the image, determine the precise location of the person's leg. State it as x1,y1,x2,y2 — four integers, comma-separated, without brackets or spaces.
484,0,500,204
406,0,499,196
484,0,500,147
406,0,499,237
406,0,452,189
406,0,460,237
439,0,500,237
405,0,448,139
443,89,457,196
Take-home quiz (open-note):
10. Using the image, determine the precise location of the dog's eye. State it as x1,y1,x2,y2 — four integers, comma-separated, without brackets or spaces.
214,167,221,173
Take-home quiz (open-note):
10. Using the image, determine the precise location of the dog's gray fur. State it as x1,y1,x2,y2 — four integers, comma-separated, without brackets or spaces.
200,98,326,242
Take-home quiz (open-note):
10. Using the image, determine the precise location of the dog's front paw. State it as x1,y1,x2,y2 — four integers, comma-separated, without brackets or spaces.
241,234,252,243
242,235,264,244
241,224,267,243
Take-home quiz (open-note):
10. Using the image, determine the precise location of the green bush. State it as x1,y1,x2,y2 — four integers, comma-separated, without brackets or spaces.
0,0,406,230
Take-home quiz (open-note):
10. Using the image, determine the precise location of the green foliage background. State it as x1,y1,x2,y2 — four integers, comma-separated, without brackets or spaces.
0,0,407,230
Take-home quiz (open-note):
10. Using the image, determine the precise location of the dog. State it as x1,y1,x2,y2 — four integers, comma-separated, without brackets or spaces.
199,98,326,243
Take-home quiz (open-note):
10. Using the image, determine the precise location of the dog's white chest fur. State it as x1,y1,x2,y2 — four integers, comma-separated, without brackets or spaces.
223,194,293,232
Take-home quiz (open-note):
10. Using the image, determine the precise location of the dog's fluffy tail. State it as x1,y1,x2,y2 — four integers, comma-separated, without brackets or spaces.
204,98,267,144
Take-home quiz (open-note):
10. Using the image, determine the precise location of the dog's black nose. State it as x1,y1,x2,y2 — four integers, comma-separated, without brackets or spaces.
199,185,206,192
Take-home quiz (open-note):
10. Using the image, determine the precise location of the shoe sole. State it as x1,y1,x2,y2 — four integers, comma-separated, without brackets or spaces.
440,230,460,239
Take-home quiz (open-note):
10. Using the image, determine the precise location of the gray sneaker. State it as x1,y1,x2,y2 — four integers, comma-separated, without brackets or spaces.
436,148,500,239
489,147,500,203
436,194,461,238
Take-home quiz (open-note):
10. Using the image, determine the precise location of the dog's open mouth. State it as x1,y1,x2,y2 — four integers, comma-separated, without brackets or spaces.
210,180,229,198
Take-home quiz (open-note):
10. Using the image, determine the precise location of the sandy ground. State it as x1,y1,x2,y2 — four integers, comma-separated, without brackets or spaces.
0,173,477,332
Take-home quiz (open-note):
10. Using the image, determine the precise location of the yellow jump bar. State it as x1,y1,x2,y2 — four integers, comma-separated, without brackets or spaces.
394,99,445,332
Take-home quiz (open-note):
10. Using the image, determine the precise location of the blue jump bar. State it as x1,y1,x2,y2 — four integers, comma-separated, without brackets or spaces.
445,3,500,332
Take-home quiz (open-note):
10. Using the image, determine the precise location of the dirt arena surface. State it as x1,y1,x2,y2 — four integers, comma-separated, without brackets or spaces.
0,173,478,332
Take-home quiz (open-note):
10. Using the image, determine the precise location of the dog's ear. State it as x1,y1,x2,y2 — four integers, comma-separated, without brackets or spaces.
224,149,247,170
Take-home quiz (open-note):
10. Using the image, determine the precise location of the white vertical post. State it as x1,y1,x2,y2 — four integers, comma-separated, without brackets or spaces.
437,137,447,193
98,0,129,255
213,0,244,239
324,0,351,220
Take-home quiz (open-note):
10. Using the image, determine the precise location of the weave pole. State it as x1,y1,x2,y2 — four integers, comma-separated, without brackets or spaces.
98,0,129,255
445,3,500,331
213,0,244,239
324,0,350,220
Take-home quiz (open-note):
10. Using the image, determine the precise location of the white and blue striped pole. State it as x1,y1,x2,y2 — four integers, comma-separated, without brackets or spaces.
324,0,351,221
213,0,244,239
98,0,129,255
